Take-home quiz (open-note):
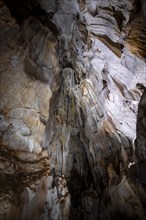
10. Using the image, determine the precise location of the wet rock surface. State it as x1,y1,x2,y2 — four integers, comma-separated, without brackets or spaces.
0,0,146,219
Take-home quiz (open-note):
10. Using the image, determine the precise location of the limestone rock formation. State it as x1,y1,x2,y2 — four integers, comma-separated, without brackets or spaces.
0,0,146,219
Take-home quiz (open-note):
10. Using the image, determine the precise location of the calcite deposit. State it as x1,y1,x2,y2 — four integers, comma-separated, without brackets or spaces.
0,0,146,219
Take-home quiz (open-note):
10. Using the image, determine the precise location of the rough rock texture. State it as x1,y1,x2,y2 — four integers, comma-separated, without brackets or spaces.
0,0,146,219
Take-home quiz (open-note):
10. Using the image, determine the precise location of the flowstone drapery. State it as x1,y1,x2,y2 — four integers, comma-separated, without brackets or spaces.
0,0,146,219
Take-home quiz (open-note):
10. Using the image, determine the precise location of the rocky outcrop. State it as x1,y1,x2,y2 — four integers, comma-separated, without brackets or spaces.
0,0,146,219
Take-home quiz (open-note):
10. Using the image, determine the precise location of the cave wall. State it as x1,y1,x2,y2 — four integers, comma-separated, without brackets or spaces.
0,0,146,219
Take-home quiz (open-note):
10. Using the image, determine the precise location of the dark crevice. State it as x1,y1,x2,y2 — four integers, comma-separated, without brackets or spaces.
67,161,95,220
2,0,59,35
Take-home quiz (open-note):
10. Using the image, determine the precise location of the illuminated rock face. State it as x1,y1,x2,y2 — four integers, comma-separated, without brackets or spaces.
0,0,146,219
